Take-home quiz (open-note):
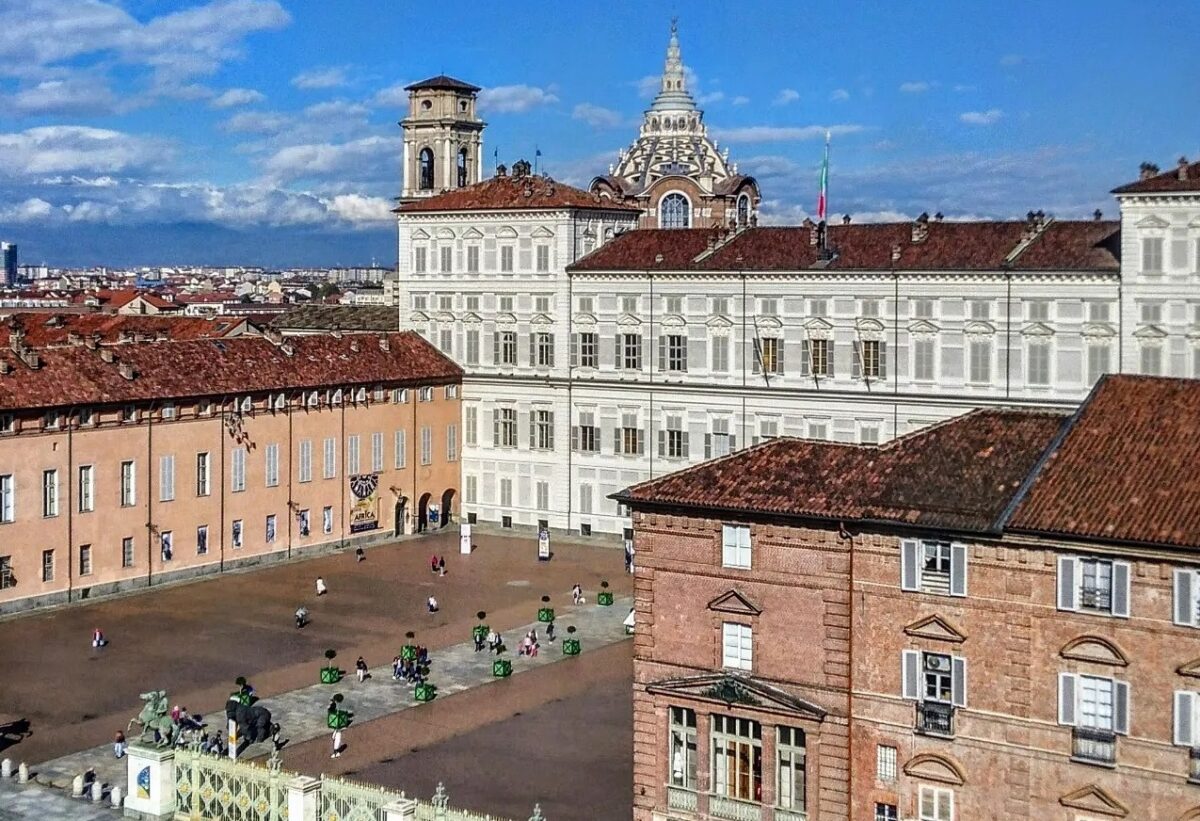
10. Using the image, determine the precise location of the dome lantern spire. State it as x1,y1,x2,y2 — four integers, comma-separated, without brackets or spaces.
649,18,696,113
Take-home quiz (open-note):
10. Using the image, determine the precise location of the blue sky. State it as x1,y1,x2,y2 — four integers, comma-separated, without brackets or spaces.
1,0,1197,267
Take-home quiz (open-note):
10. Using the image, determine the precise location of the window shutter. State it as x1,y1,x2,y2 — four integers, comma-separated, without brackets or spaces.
704,434,712,459
529,334,536,367
827,342,835,377
657,430,666,457
1112,561,1131,617
800,339,811,377
614,334,622,369
950,543,968,597
1057,556,1078,610
613,427,621,455
492,410,500,447
529,411,536,449
852,340,862,379
879,341,888,379
680,341,688,372
570,333,578,368
1175,569,1196,626
951,657,967,708
902,650,920,700
571,426,579,452
752,338,761,374
1175,691,1196,746
900,539,920,591
658,335,667,371
729,434,737,452
1058,673,1077,725
1114,680,1130,735
637,430,645,456
776,340,785,375
681,431,689,458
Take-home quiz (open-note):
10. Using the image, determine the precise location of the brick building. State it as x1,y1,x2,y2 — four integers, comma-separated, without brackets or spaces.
616,374,1200,821
0,330,461,614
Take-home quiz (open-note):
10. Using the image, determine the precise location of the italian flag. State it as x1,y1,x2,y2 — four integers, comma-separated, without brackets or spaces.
816,130,830,223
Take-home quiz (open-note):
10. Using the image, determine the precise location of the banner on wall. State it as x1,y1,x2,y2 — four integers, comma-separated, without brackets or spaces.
537,528,551,560
349,473,380,533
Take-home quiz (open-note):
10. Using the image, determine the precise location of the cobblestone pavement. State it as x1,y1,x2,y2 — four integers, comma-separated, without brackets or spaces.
0,778,118,820
33,595,633,801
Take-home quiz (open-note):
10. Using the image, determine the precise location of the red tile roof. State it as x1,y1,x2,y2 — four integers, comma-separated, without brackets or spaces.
1008,376,1200,550
3,313,245,348
0,332,460,412
1112,160,1200,194
568,220,1121,273
106,289,181,311
616,409,1066,533
398,173,642,214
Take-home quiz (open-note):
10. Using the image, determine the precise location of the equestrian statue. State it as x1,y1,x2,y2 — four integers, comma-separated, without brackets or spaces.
128,690,176,747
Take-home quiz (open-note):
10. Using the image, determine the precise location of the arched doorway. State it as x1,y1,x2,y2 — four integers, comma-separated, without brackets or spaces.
394,496,407,537
440,489,456,528
417,492,431,533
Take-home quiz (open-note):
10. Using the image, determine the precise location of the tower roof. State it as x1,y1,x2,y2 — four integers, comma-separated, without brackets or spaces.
404,75,481,93
648,18,697,112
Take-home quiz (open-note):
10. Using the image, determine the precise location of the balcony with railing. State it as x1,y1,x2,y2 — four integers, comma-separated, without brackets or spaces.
916,701,955,737
1079,585,1112,613
1071,726,1116,766
774,807,808,821
666,785,698,814
709,793,762,821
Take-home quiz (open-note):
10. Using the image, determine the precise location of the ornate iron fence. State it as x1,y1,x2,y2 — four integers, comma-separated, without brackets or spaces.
319,774,395,821
174,749,287,821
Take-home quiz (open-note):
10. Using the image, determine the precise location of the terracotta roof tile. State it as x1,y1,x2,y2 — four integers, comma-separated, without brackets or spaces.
1009,220,1121,271
2,313,244,348
269,305,398,332
1008,376,1200,550
571,229,716,271
0,332,459,412
616,409,1066,533
399,174,641,214
1112,160,1200,194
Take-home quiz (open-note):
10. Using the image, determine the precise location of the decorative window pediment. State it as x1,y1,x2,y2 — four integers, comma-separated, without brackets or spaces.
411,228,431,240
436,227,455,240
617,313,642,327
855,317,885,334
1134,324,1168,339
497,226,518,239
1176,657,1200,678
755,316,783,330
708,589,762,616
902,752,965,786
908,319,941,335
964,320,996,336
462,312,482,324
1059,635,1128,667
804,317,833,338
531,313,553,326
1136,215,1169,229
1058,784,1128,818
661,314,687,328
495,312,517,325
1021,321,1055,338
408,310,430,323
645,673,828,720
903,614,967,644
434,311,456,323
706,315,733,329
462,227,484,239
573,312,597,326
582,226,597,239
1082,322,1116,339
531,226,554,238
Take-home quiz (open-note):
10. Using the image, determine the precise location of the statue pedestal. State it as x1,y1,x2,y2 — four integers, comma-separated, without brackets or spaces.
383,797,419,820
123,744,175,819
287,775,321,821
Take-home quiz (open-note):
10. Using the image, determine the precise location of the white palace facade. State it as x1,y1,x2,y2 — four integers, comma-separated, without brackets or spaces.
395,35,1200,539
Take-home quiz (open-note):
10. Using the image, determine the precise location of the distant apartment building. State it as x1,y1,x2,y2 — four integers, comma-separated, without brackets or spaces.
0,331,461,614
616,374,1200,821
1,242,17,286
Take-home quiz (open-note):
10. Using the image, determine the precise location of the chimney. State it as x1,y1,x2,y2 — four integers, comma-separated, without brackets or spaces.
749,213,758,227
842,214,851,225
118,362,136,380
496,163,508,177
803,218,818,246
16,348,40,369
280,342,294,356
0,361,10,375
911,212,930,244
378,336,390,352
1093,208,1103,221
349,338,360,353
84,335,100,350
67,332,82,345
1139,162,1160,180
934,212,944,222
8,331,24,352
1179,156,1190,181
331,329,343,339
891,243,902,263
100,348,115,363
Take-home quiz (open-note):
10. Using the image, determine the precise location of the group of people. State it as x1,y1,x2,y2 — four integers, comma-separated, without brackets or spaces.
391,654,427,684
430,554,446,575
517,628,541,657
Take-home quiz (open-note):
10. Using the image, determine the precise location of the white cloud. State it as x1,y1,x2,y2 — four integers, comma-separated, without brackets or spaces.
220,111,293,134
303,100,369,120
478,84,558,113
1000,54,1025,66
372,83,411,109
0,197,55,222
0,126,172,176
830,88,850,102
326,194,393,224
899,81,930,93
7,78,120,116
960,108,1003,125
572,103,623,129
774,88,800,105
262,135,399,182
211,88,265,108
697,90,724,105
291,66,350,90
953,84,977,93
731,95,749,106
713,124,865,143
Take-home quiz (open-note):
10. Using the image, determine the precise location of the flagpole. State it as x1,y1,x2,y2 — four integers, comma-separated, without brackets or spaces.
818,130,831,253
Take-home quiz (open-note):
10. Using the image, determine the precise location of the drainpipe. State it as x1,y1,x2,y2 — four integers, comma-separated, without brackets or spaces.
145,401,154,587
219,395,226,573
287,396,293,560
66,405,75,603
892,270,900,440
839,522,856,817
1004,269,1013,399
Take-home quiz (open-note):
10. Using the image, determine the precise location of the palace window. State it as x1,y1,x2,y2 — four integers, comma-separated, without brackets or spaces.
1027,340,1051,386
1058,556,1130,616
0,474,12,522
1086,343,1111,385
722,524,751,569
617,412,643,456
807,338,831,377
707,418,734,458
122,537,134,568
710,715,761,802
1140,344,1163,375
855,339,885,379
457,148,468,188
78,465,94,512
42,549,54,582
903,650,967,735
721,623,753,670
663,334,687,372
574,332,598,369
967,338,992,384
466,245,479,272
669,707,698,789
876,745,898,782
757,337,782,375
440,246,452,273
466,329,480,365
534,332,555,367
0,555,13,588
711,335,729,372
901,539,967,597
1060,673,1127,763
572,411,599,453
500,246,514,273
776,726,806,813
619,333,642,370
660,414,687,459
737,195,750,225
418,148,434,190
420,426,432,465
413,247,427,273
532,409,554,450
918,786,954,821
1142,237,1164,273
913,338,936,381
42,469,58,517
496,331,517,366
536,245,550,272
495,408,517,448
875,804,899,821
660,192,690,229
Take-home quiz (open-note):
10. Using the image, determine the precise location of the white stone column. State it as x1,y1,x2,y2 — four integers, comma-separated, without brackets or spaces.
443,137,452,189
383,797,419,820
402,141,412,197
287,775,321,821
123,744,177,819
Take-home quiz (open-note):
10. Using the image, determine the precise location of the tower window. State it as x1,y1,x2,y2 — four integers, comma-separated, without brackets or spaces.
737,195,750,225
660,192,690,229
421,99,432,111
457,148,469,188
419,148,435,191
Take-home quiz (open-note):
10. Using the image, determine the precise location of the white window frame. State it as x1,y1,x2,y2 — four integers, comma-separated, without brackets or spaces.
322,437,336,479
42,469,58,517
264,443,279,488
159,455,175,502
901,650,967,707
1058,672,1128,735
1056,556,1130,617
78,465,94,512
121,461,136,507
196,452,210,497
1174,568,1200,627
231,447,246,492
0,474,12,523
918,785,954,821
394,430,408,469
298,440,313,483
721,524,751,569
900,538,967,597
721,622,753,671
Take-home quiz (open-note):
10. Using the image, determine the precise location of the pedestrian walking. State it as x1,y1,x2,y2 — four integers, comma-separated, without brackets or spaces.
438,556,446,576
427,595,439,613
113,730,127,759
391,655,402,679
430,554,439,574
546,620,556,642
331,728,343,758
355,547,365,562
356,656,368,683
571,584,583,605
92,627,108,647
315,576,327,596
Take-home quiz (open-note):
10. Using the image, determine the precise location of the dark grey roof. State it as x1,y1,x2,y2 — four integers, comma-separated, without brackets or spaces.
404,75,481,93
268,305,398,332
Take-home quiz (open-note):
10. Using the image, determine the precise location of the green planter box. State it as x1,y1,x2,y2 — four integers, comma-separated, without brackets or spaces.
537,607,555,623
492,659,513,678
562,638,581,655
320,667,341,684
597,591,614,606
414,683,437,702
326,710,351,729
472,624,489,641
400,644,418,661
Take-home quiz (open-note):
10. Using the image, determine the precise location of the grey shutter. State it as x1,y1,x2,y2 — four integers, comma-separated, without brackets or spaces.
800,339,811,377
879,341,888,379
776,340,785,375
951,657,967,708
658,335,667,371
902,650,920,700
1175,570,1196,626
950,543,968,597
529,334,537,367
614,334,622,370
1058,673,1077,725
637,430,645,456
529,411,537,449
613,427,621,455
492,332,500,365
1176,691,1196,746
729,434,737,452
704,434,712,459
752,338,761,374
1057,556,1078,610
492,410,500,447
681,431,689,459
900,539,920,591
680,339,688,372
827,341,835,377
1114,680,1130,735
852,340,862,379
571,426,579,452
570,333,579,368
1112,561,1131,617
641,328,651,370
657,430,666,457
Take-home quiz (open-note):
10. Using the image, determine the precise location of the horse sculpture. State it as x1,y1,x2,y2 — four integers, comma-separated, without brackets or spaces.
225,693,273,745
127,690,176,748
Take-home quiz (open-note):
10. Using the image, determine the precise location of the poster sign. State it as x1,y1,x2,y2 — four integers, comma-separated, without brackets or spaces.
460,522,472,555
537,528,551,560
349,473,380,533
228,717,238,760
136,766,151,799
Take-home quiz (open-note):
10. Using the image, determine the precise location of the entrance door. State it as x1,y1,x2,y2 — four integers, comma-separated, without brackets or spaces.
394,498,407,537
440,489,456,528
417,493,431,533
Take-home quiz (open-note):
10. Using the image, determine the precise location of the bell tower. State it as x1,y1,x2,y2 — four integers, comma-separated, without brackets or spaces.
399,75,486,202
